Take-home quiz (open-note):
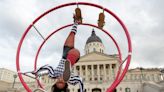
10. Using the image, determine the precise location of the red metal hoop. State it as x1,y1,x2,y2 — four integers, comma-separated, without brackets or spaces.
34,23,123,89
16,2,132,92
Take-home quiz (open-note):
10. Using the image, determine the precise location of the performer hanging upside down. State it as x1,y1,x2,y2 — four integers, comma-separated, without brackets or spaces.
32,22,84,92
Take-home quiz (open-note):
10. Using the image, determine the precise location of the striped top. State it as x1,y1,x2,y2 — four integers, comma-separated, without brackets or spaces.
35,59,84,92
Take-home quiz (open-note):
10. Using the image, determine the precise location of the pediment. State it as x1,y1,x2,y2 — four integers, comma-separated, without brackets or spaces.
79,52,118,62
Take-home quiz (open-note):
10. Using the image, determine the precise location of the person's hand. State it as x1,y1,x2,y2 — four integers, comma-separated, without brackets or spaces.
31,71,37,75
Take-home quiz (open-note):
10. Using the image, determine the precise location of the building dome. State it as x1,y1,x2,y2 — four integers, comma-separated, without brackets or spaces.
86,29,102,44
85,29,105,54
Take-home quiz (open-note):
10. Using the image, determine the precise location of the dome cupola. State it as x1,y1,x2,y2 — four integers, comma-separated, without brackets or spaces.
85,29,105,54
86,29,102,44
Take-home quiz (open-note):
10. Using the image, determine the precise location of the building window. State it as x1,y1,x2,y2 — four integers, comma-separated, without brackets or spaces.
83,71,85,75
93,48,96,52
83,78,85,81
94,65,97,69
88,65,91,69
100,77,103,81
112,64,116,69
107,77,109,80
120,87,122,91
134,74,137,80
147,76,150,81
130,74,133,80
95,77,98,81
125,87,131,92
76,66,79,70
106,64,109,68
106,64,109,75
92,88,101,92
82,66,85,70
88,49,89,53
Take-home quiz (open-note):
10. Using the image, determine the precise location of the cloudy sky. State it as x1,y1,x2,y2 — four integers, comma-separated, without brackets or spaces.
0,0,164,72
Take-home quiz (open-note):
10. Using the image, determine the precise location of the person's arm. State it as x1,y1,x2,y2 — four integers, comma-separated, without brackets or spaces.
32,64,57,78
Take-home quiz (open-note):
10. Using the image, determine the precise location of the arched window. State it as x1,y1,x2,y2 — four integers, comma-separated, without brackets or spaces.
125,87,131,92
92,88,101,92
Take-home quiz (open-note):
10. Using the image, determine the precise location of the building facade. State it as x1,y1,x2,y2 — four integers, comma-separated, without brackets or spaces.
0,68,35,92
41,30,164,92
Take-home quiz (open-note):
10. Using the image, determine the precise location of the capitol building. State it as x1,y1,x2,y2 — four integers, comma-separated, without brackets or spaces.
0,30,164,92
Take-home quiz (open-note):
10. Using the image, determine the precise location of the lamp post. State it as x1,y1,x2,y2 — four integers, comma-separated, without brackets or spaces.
12,74,17,88
139,67,144,92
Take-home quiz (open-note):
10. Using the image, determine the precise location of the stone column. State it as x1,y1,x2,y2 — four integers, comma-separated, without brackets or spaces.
91,65,94,81
103,64,107,81
109,64,112,80
73,66,76,74
97,64,100,81
85,65,88,81
112,64,115,79
80,65,82,77
0,69,4,80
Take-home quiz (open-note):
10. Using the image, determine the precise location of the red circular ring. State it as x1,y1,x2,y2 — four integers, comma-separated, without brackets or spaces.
34,23,123,89
16,2,132,92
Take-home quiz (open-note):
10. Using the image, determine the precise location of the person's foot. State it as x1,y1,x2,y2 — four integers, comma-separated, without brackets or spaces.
71,22,78,34
63,60,71,82
77,18,82,24
73,14,82,24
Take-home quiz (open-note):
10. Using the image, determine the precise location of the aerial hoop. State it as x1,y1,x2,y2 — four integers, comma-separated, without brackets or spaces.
16,2,132,92
34,23,123,90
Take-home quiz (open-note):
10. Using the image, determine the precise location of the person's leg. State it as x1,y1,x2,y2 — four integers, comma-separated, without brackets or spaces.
66,48,80,66
62,22,78,59
63,48,80,81
62,22,79,82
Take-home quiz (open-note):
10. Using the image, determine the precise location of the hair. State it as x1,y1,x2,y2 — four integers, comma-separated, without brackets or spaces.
51,83,69,92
